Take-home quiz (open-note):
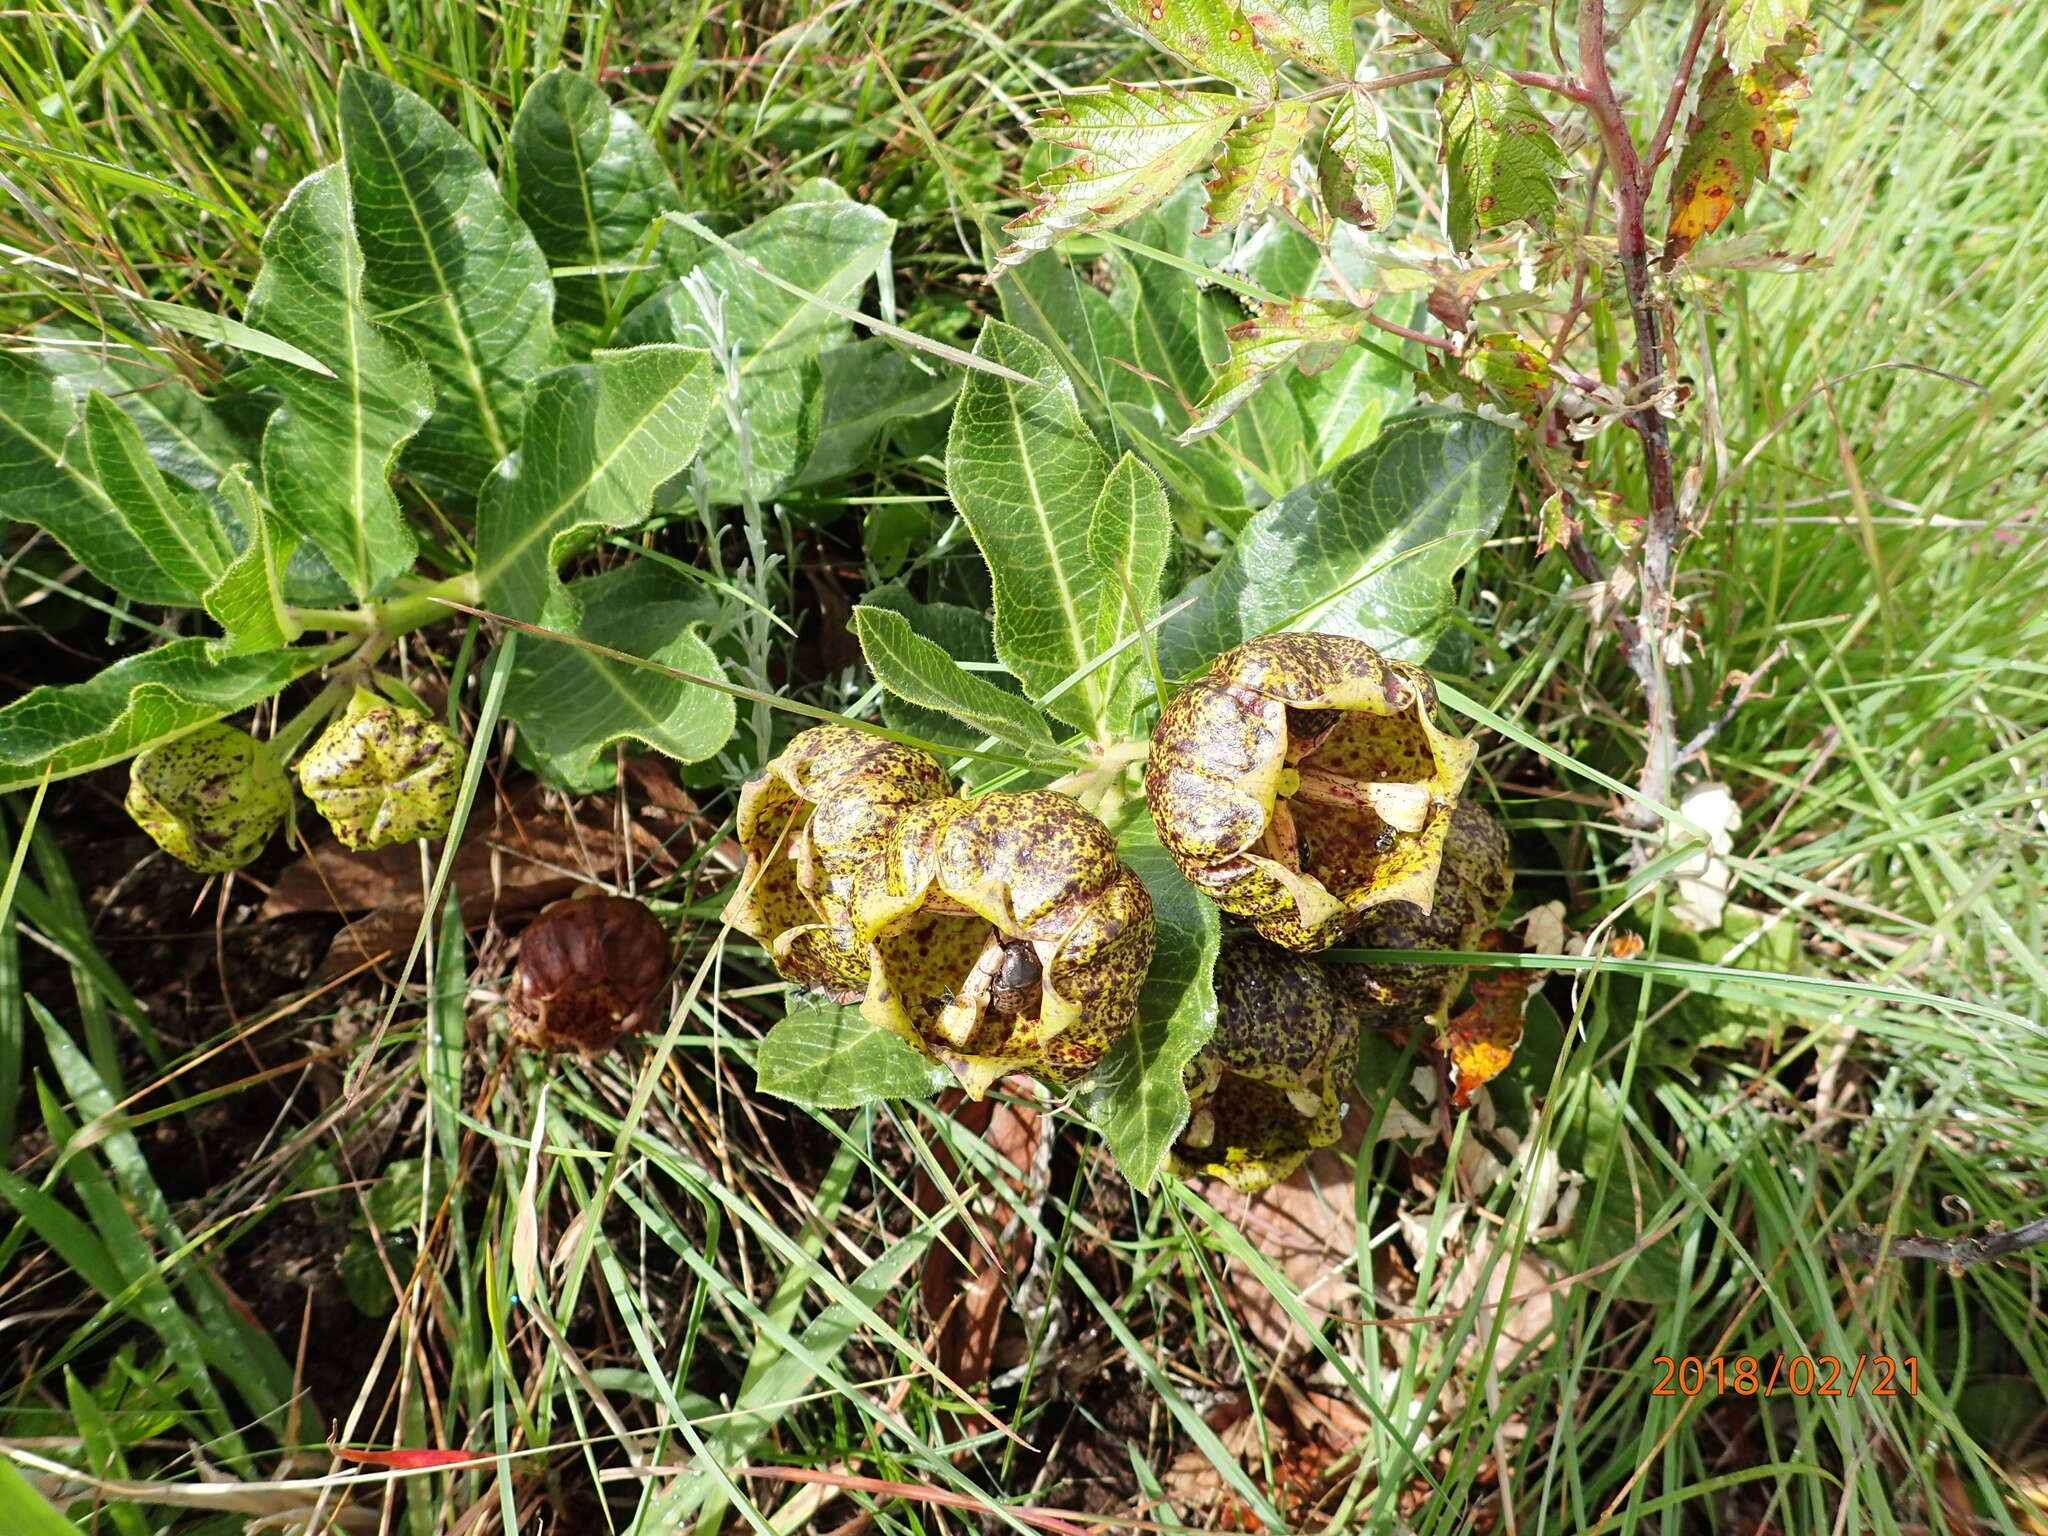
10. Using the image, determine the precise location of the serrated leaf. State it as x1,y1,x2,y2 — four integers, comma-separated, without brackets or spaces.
755,1000,949,1108
1438,65,1565,251
339,66,560,492
1181,300,1364,442
1081,818,1219,1188
202,468,300,656
245,166,430,598
1381,0,1528,56
617,187,894,502
1000,84,1243,267
1318,94,1396,230
504,559,735,792
1087,452,1172,676
0,354,213,607
944,321,1130,736
80,392,231,597
1664,32,1813,264
1722,0,1814,72
1105,0,1275,93
1202,100,1310,235
510,68,681,332
850,605,1061,758
1245,0,1353,76
474,343,716,622
0,638,327,792
1158,408,1514,676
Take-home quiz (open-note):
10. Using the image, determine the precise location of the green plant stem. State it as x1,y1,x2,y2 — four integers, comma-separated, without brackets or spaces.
264,678,352,765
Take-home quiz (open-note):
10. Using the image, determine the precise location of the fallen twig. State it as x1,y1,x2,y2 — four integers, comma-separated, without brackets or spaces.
1832,1215,2048,1272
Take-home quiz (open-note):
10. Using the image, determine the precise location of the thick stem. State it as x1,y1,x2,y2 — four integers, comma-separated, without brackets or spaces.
1578,0,1683,826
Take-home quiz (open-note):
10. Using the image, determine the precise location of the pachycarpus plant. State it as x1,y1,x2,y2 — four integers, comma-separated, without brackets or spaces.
1147,634,1478,951
720,725,952,1001
508,894,674,1056
126,722,291,874
852,790,1155,1098
1170,937,1358,1193
295,689,468,852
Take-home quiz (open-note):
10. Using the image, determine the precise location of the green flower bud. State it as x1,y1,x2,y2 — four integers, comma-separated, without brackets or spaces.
125,722,290,874
295,690,467,851
851,790,1155,1099
1146,633,1478,952
1169,937,1358,1192
720,726,953,1001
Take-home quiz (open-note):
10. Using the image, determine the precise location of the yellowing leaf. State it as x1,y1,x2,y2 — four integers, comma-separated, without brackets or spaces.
1721,0,1814,72
1442,966,1529,1110
1202,101,1311,235
1437,66,1565,251
1316,95,1396,231
1180,300,1363,442
1106,0,1275,94
1002,85,1243,267
1244,0,1353,77
1664,30,1813,264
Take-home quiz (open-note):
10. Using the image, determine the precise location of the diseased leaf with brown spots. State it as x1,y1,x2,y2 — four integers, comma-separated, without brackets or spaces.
1106,0,1275,94
1244,0,1353,77
1001,84,1244,266
1316,95,1396,231
1202,101,1312,235
1442,965,1530,1110
1721,0,1815,72
1437,65,1565,251
1181,300,1364,441
1380,0,1531,59
1663,30,1814,265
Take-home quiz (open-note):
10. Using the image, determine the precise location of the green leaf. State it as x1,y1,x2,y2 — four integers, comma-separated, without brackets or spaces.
1245,0,1354,77
339,66,560,491
858,591,1024,764
850,605,1061,758
126,297,335,378
79,392,231,597
201,468,300,656
1722,0,1814,72
510,68,681,332
1082,818,1219,1188
1105,0,1275,93
33,327,252,492
755,1000,949,1109
244,166,431,598
474,344,716,623
0,638,330,792
1437,65,1565,251
1380,0,1463,56
0,354,211,607
1087,452,1172,673
793,340,959,487
1157,408,1514,676
1181,300,1364,442
505,560,735,792
618,186,895,502
1664,33,1812,264
1317,93,1397,231
1000,85,1243,267
1201,100,1311,235
0,1453,80,1536
943,321,1126,736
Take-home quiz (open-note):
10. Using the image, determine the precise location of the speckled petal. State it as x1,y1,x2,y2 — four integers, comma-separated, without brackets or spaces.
126,722,290,874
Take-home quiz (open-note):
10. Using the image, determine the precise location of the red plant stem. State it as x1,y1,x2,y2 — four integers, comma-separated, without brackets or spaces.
1365,309,1457,352
1577,0,1683,826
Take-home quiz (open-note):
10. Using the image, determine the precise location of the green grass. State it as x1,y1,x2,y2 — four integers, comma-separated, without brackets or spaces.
3,0,2046,1533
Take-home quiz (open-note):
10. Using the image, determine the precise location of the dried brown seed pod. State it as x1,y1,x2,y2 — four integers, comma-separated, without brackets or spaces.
720,725,951,1000
851,789,1156,1098
508,895,673,1056
1146,633,1478,951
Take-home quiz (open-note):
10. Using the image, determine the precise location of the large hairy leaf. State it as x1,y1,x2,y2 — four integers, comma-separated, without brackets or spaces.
0,354,217,607
245,166,431,598
34,331,252,492
505,560,735,792
79,392,231,598
1087,451,1172,711
1665,32,1813,264
1001,85,1242,266
202,468,300,656
510,68,681,331
850,605,1062,759
1437,65,1565,251
339,67,560,491
618,186,894,502
1157,409,1514,676
0,638,330,792
1082,819,1220,1188
1105,0,1275,92
794,339,958,488
474,343,716,623
756,1001,951,1109
944,321,1127,736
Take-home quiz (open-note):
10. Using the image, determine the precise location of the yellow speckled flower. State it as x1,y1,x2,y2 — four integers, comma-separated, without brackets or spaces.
1146,633,1478,951
1169,937,1358,1193
295,690,467,852
851,789,1155,1098
1343,796,1513,1026
126,722,290,874
720,725,952,1000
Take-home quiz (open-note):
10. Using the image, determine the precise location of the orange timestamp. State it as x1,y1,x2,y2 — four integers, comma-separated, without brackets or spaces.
1651,1355,1920,1397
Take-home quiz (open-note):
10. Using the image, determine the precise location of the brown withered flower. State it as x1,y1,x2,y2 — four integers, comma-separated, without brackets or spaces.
720,726,951,1000
851,790,1155,1098
1169,937,1358,1193
1146,633,1478,951
509,895,674,1055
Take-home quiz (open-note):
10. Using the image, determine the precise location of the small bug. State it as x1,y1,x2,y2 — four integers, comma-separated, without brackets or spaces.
988,940,1043,1018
